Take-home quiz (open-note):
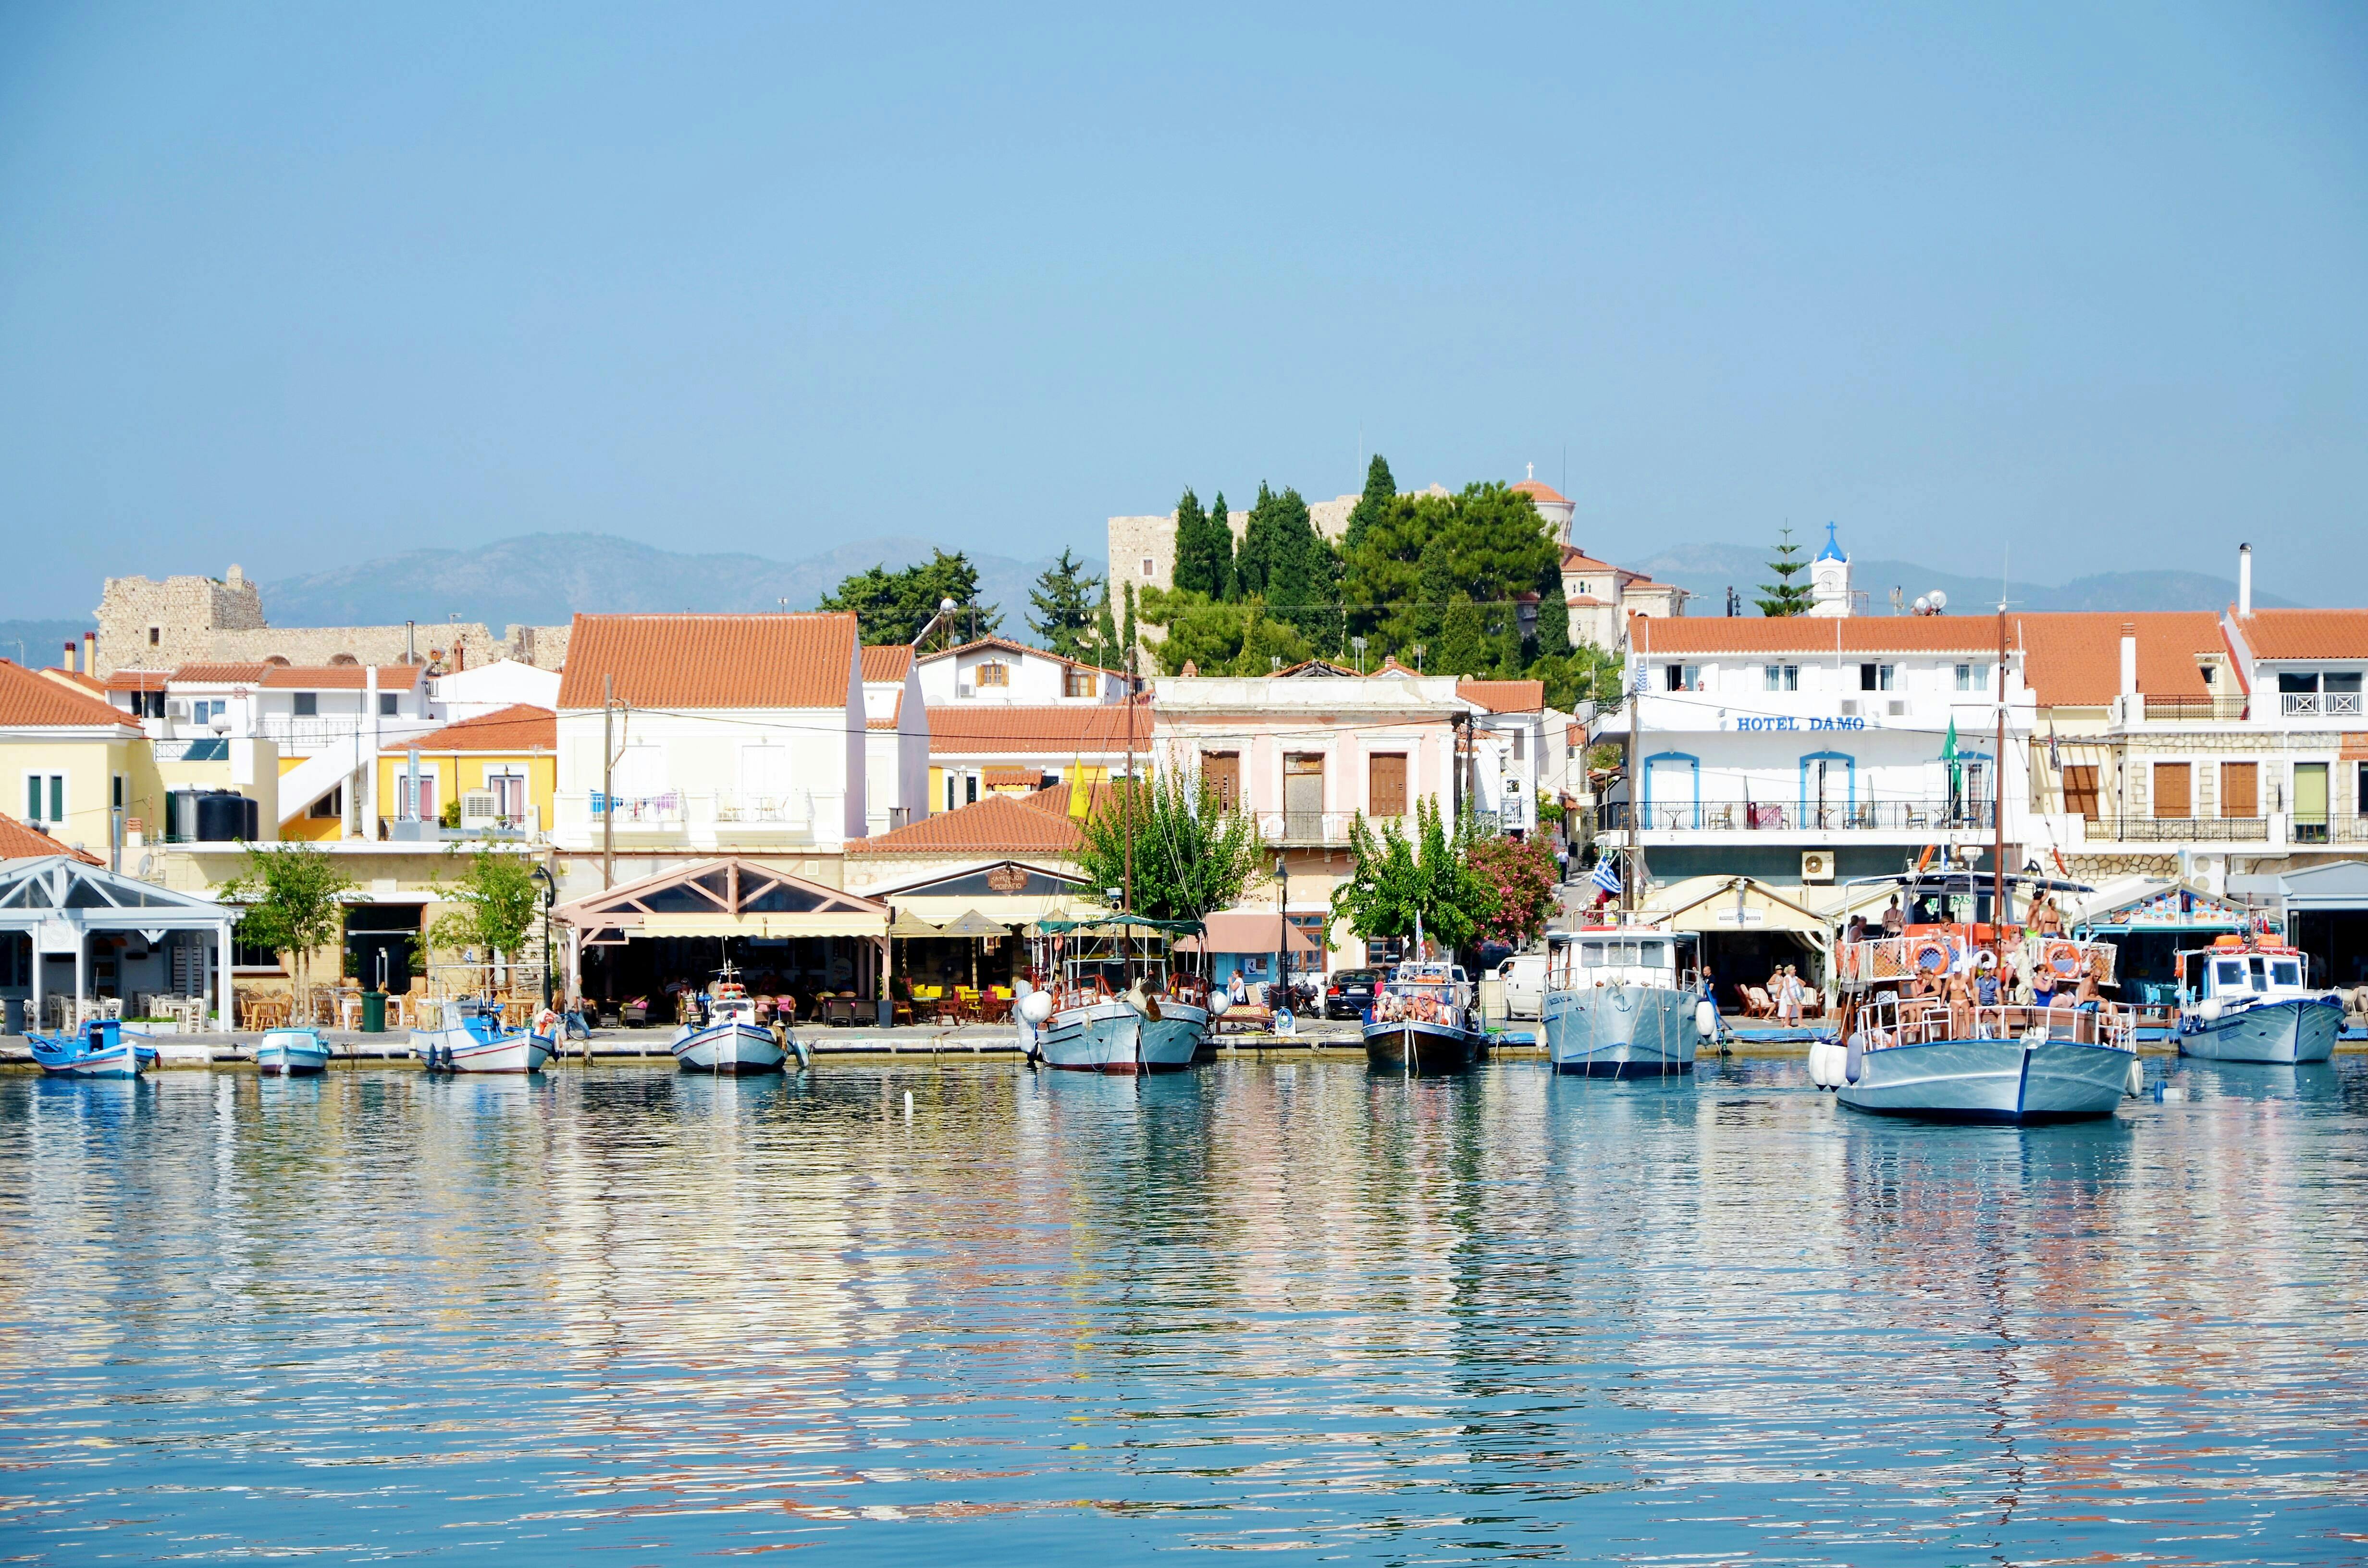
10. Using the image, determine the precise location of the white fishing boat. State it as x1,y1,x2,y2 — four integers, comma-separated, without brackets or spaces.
411,999,555,1075
670,968,795,1074
256,1026,333,1077
1541,925,1711,1077
2175,937,2341,1064
1827,870,2139,1124
1026,916,1210,1074
1363,960,1484,1074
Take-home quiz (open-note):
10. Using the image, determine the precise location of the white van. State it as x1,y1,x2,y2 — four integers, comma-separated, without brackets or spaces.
1495,952,1548,1020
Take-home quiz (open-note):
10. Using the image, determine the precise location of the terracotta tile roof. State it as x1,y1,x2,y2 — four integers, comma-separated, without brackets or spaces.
1370,656,1420,677
867,715,900,730
1513,479,1569,505
0,661,141,729
1632,615,2007,655
399,704,556,753
982,765,1043,787
42,668,105,696
2231,609,2368,661
105,669,173,693
926,702,1147,757
0,812,103,863
1458,679,1545,713
1561,545,1622,573
556,613,857,709
917,635,1100,674
1273,658,1361,678
1565,595,1603,607
861,644,913,683
170,662,273,685
257,664,422,690
847,792,1087,856
2018,612,2220,707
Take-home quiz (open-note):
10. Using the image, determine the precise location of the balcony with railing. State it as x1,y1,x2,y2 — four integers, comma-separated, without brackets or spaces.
554,789,832,845
2281,690,2364,719
2140,694,2249,722
1599,797,1996,834
2097,814,2270,844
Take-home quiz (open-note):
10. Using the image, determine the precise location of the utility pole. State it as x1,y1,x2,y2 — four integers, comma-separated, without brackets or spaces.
1993,605,2008,960
601,673,616,891
1626,633,1645,919
1121,642,1135,989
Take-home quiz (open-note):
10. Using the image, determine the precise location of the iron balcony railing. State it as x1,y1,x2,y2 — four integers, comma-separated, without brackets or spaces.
1599,798,1997,833
2097,814,2270,843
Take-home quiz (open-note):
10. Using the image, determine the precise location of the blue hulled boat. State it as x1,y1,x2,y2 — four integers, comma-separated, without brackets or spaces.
29,1017,157,1080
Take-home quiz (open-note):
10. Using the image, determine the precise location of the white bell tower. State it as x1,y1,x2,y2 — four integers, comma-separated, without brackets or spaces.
1807,522,1852,618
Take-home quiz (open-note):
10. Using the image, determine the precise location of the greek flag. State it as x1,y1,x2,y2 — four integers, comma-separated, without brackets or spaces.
1591,855,1622,896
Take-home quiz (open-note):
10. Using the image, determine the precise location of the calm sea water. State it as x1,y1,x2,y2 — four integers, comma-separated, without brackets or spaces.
2,1055,2364,1565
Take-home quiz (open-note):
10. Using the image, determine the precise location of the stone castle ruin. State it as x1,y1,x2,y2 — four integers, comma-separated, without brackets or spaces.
93,565,569,677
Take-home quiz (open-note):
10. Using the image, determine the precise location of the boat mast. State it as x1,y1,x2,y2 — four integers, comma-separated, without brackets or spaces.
1122,640,1136,989
1993,603,2008,968
1625,624,1644,922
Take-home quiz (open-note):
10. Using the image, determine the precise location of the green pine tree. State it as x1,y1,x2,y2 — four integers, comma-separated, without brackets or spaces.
1026,548,1101,659
1121,582,1137,672
1205,490,1233,600
1343,454,1395,553
822,549,1001,643
1094,580,1120,671
1755,527,1814,617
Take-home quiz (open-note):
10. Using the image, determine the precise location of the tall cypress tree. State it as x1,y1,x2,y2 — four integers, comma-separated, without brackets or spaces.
1095,580,1120,671
1344,454,1395,553
1172,488,1214,597
1755,526,1815,617
1121,582,1137,670
1206,490,1234,600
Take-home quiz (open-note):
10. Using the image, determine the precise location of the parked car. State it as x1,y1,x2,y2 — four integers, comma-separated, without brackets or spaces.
1495,952,1548,1020
1323,968,1383,1019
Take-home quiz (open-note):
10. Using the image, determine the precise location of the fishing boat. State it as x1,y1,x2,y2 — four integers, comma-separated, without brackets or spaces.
28,1017,156,1079
1025,915,1210,1074
2175,935,2341,1064
671,966,794,1074
410,999,555,1075
1364,960,1484,1074
1541,924,1712,1077
1827,870,2140,1123
256,1026,333,1077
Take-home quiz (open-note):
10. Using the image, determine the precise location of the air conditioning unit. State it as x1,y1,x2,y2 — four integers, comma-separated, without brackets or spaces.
1801,849,1835,883
459,789,500,827
957,684,974,698
1839,700,1859,717
1887,700,1906,718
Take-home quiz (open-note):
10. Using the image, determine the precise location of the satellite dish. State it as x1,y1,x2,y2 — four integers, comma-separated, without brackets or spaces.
1928,589,1948,612
939,597,958,613
1912,595,1930,614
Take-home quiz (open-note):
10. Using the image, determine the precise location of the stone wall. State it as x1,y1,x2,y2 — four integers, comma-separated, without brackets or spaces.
93,564,567,676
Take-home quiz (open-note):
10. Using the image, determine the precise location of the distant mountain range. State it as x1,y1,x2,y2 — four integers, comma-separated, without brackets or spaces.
1628,543,2294,616
0,532,2305,670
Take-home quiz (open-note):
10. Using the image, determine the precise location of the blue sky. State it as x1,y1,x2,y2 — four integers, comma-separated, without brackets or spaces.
1,2,2363,614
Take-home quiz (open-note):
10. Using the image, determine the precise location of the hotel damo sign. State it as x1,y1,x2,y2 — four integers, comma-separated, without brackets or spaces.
1732,715,1867,732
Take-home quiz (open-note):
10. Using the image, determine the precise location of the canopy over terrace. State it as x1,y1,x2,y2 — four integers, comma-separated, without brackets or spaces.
0,856,239,1025
554,858,891,1013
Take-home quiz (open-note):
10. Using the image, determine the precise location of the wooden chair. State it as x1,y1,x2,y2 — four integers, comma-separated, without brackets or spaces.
1743,985,1775,1019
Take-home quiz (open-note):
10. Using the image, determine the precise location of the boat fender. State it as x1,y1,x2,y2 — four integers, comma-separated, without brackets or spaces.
1844,1031,1864,1085
1806,1040,1833,1089
1695,999,1719,1040
1207,991,1232,1018
1017,990,1055,1026
2124,1057,2144,1097
2197,997,2224,1022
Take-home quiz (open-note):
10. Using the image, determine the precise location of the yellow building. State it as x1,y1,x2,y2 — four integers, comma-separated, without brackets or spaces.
372,704,557,837
0,660,151,864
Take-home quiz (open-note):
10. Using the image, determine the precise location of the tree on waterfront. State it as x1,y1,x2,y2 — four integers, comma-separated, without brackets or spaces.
1074,771,1264,924
1026,548,1101,660
1171,488,1235,600
431,850,542,998
1464,834,1559,946
1755,527,1814,617
1330,798,1496,958
823,549,1001,645
223,842,353,1002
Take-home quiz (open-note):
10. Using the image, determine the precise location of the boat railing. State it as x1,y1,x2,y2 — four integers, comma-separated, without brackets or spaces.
1852,992,2134,1053
1834,934,2117,991
2022,934,2117,988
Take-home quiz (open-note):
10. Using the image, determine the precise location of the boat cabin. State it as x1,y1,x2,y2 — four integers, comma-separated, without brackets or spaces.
1032,915,1208,1007
2181,939,2312,1004
1547,929,1697,991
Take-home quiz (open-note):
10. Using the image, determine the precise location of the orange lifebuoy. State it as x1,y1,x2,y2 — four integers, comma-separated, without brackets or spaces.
2042,940,2084,980
1910,934,1954,975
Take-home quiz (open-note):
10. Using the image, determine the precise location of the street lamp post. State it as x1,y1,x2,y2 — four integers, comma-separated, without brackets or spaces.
1273,855,1289,1010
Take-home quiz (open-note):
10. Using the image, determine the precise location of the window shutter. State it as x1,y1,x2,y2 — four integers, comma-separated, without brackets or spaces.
1369,753,1407,817
2153,762,2191,819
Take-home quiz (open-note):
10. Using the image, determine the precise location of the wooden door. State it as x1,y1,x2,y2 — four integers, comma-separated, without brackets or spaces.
2062,764,2100,821
1201,752,1240,811
1368,753,1407,818
2219,761,2257,818
2153,761,2191,819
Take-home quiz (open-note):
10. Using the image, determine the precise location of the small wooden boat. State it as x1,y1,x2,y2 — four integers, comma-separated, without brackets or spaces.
1364,961,1484,1075
2175,937,2341,1064
410,1000,555,1075
1541,925,1709,1077
29,1017,155,1079
256,1026,333,1077
671,969,790,1074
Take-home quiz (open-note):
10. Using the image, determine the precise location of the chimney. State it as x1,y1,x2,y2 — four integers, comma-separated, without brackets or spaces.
2119,622,2138,699
2237,543,2253,617
82,631,96,676
63,641,77,673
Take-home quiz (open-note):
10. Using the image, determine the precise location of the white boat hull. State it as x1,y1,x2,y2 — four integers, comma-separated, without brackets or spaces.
2179,997,2340,1064
671,1020,788,1074
257,1029,333,1077
1837,1036,2131,1123
1039,999,1204,1073
33,1041,148,1079
411,1023,555,1075
1542,983,1698,1077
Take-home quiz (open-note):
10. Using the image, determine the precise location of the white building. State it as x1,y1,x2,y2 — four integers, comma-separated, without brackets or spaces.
432,658,563,720
914,637,1123,705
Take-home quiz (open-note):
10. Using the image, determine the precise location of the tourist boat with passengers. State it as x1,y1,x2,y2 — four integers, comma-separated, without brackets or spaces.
1023,915,1212,1074
410,999,556,1075
1541,922,1713,1077
256,1026,334,1077
1826,869,2141,1123
28,1016,156,1079
1364,959,1485,1074
671,965,795,1074
2175,934,2341,1064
